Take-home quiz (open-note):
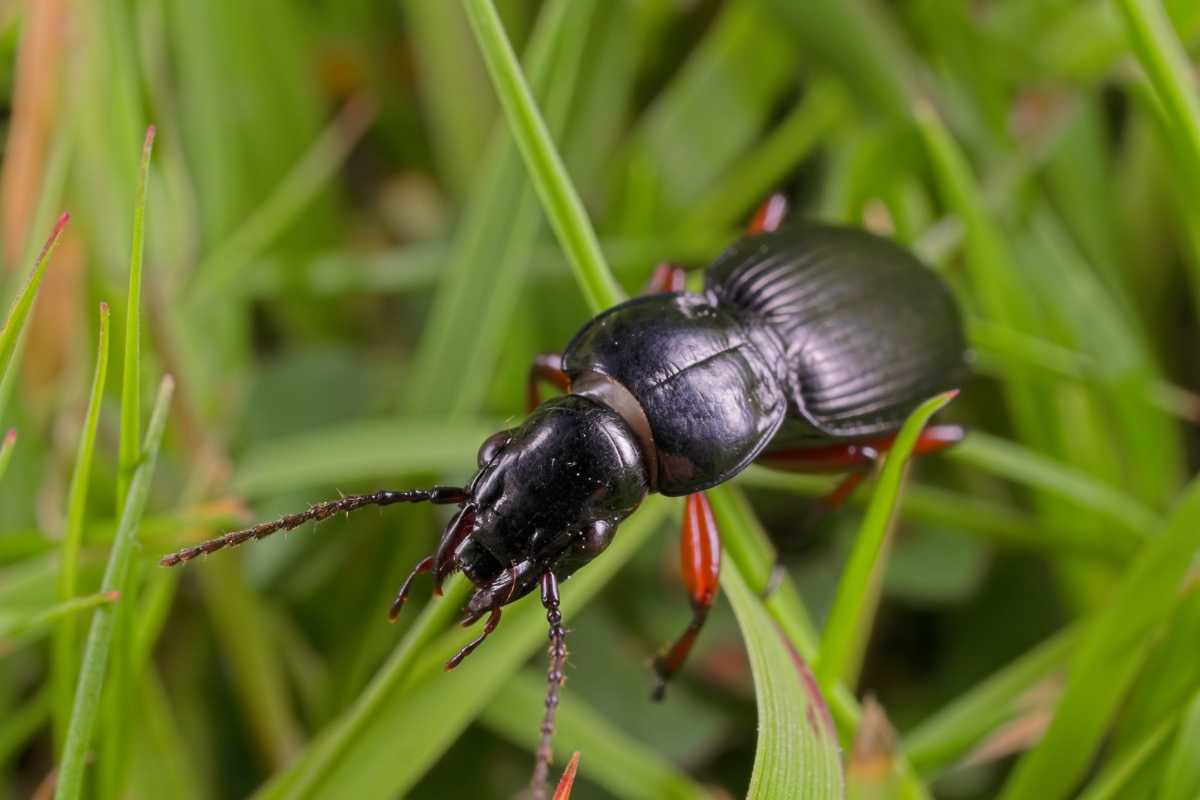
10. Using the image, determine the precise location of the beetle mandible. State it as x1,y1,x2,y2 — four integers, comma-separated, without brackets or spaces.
161,195,968,793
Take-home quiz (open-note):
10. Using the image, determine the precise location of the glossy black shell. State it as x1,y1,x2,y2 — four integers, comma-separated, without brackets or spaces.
563,223,967,496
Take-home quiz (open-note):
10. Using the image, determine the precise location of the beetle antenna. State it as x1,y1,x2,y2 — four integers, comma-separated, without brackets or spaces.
531,572,568,800
160,486,467,566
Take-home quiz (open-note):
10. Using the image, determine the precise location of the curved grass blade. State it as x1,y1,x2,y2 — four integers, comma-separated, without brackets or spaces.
53,302,111,751
815,391,958,692
0,212,69,393
407,0,592,417
947,432,1157,539
479,671,710,800
1114,0,1200,189
55,376,174,800
1159,689,1200,800
1076,709,1179,800
0,591,120,649
116,126,155,511
723,554,843,798
462,0,623,312
999,476,1200,800
186,96,376,306
902,627,1077,776
230,418,499,498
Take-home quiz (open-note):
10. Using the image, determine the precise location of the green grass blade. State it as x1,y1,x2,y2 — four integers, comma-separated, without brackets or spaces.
0,591,120,644
463,0,623,312
401,2,493,198
1076,710,1179,800
0,688,50,768
257,497,671,800
737,468,1119,560
479,671,710,800
0,212,69,393
55,376,174,800
947,432,1158,538
1159,688,1200,800
53,302,112,752
230,418,498,497
902,627,1078,776
116,127,155,511
724,556,844,798
620,0,798,229
1114,0,1200,187
999,476,1200,800
185,97,375,307
406,0,589,416
0,429,15,483
815,391,958,692
680,80,847,234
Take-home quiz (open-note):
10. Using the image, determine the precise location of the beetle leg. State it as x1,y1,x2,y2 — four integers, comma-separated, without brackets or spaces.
652,492,721,701
530,571,568,800
432,505,477,594
387,555,435,620
642,263,687,295
445,606,503,670
528,352,571,412
747,192,789,235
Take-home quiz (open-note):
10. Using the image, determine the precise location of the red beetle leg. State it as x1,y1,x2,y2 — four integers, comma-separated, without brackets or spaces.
527,352,571,412
747,192,789,235
642,263,688,294
652,492,721,700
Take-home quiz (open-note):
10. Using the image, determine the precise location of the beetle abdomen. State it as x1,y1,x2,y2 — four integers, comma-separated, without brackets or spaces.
562,294,788,495
707,224,967,441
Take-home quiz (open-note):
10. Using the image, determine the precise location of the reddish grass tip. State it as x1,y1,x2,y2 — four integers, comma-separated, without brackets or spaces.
102,591,121,603
552,752,581,800
3,428,16,446
99,301,109,314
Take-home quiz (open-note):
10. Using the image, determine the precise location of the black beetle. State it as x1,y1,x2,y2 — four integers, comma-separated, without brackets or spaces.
161,195,967,794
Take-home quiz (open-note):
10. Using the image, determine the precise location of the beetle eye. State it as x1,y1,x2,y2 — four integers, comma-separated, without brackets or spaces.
477,430,512,467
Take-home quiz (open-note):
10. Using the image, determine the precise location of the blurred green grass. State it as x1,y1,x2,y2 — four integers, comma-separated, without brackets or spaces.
1,1,1199,798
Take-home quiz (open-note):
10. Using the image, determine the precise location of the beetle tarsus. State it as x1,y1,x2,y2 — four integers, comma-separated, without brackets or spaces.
444,607,502,670
388,555,435,621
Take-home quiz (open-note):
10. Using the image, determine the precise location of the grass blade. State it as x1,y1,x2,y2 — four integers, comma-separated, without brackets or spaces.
1159,689,1200,800
0,212,69,392
999,476,1200,800
947,432,1158,538
0,429,15,483
479,671,710,800
902,627,1077,776
815,391,958,692
724,553,843,798
53,302,111,751
0,591,120,645
55,376,174,800
406,0,590,416
185,97,375,307
116,126,154,511
1114,0,1200,188
229,418,498,497
462,0,623,312
1076,710,1179,800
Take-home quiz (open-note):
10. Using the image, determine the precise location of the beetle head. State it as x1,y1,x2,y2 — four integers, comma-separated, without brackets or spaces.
445,394,648,608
